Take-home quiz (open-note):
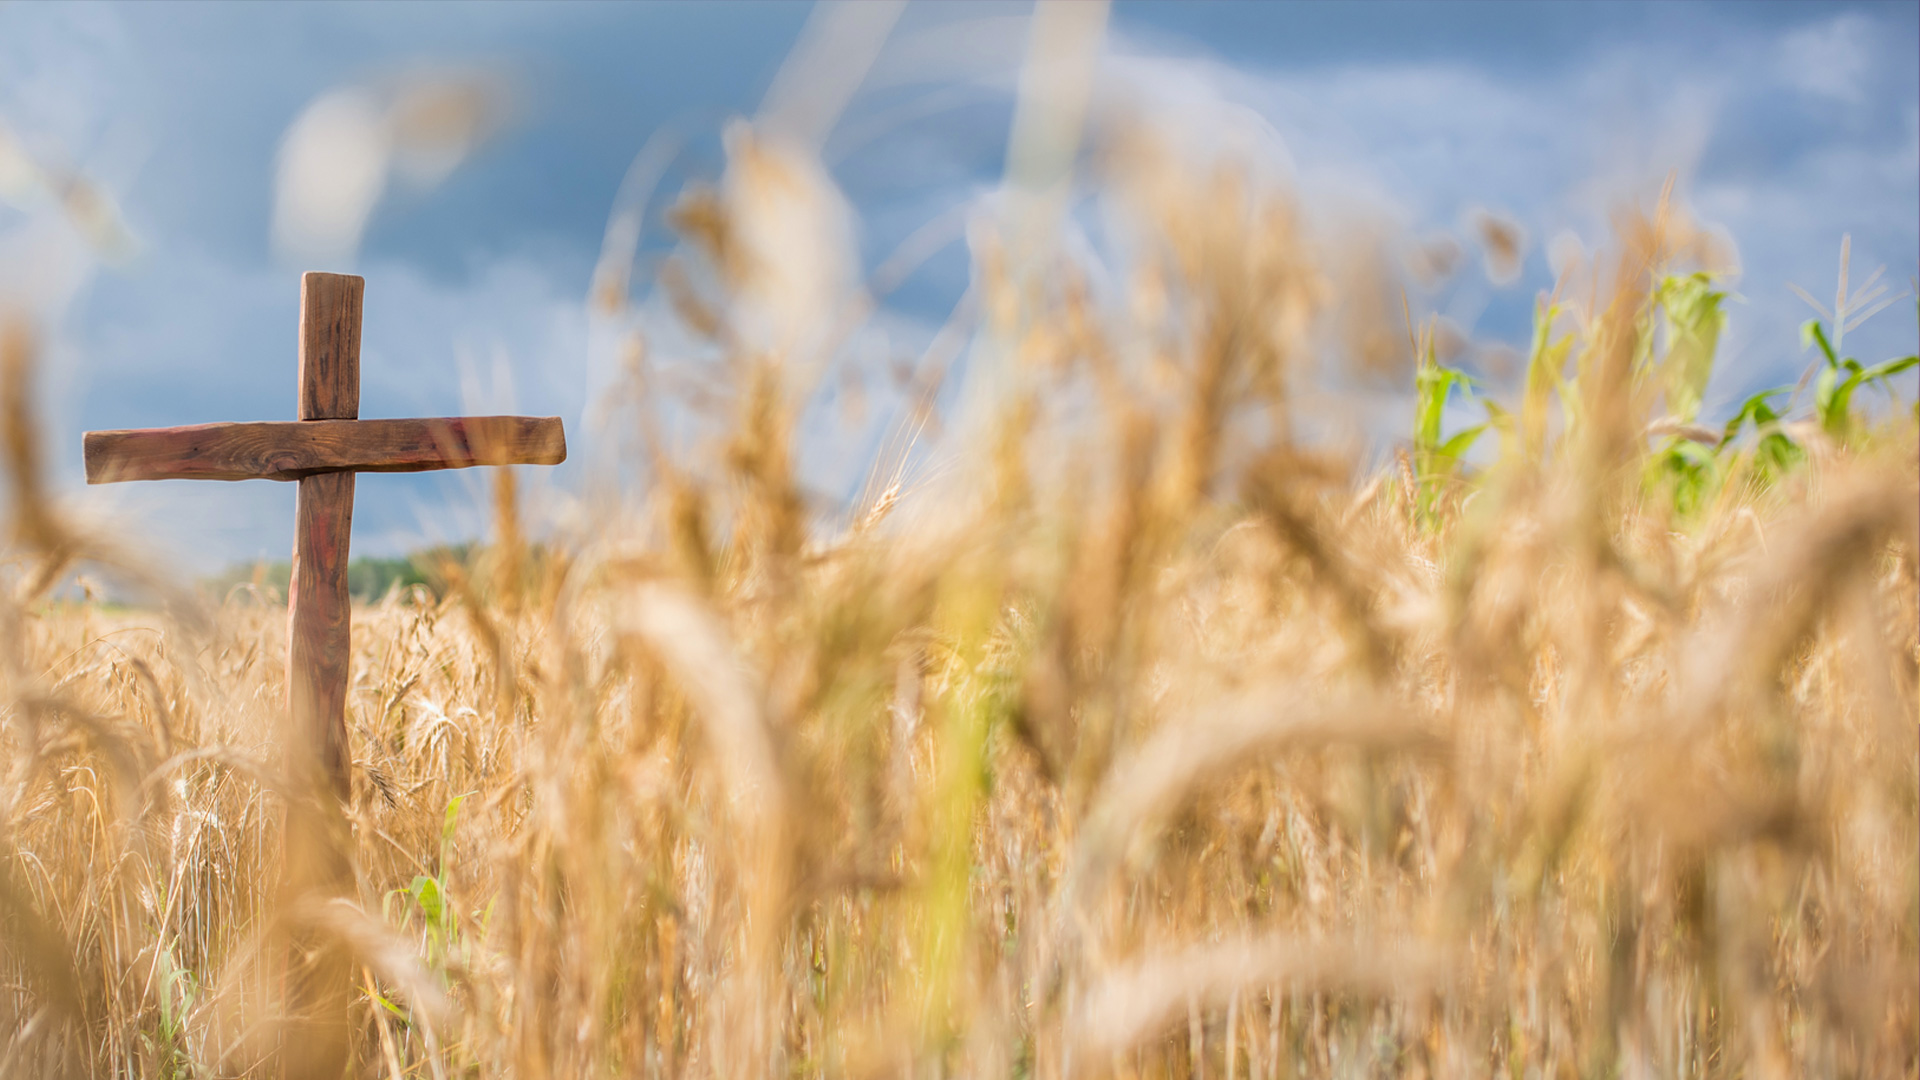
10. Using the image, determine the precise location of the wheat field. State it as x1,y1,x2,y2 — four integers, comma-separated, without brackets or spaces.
0,82,1915,1080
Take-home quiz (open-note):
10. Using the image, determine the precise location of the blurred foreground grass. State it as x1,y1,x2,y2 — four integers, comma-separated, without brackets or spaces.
0,114,1915,1080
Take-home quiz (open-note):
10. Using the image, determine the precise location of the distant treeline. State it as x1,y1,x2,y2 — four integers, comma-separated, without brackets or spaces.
206,544,474,603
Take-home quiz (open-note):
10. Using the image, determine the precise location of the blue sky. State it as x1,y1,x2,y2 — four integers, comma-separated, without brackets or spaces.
0,1,1914,573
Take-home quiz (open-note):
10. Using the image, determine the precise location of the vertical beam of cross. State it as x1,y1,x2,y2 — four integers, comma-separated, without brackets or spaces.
291,272,360,800
284,273,361,1080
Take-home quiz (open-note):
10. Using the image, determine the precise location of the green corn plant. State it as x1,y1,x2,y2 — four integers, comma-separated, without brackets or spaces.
1654,272,1727,424
1520,296,1574,457
393,791,470,966
1718,386,1803,487
1649,436,1719,518
139,943,199,1080
1411,325,1490,527
1645,273,1730,517
372,792,477,1050
1804,319,1918,441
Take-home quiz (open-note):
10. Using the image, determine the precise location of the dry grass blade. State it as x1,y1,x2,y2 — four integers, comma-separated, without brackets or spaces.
1069,934,1453,1062
289,896,453,1026
1668,468,1918,736
1068,686,1445,915
617,581,783,820
0,838,83,1025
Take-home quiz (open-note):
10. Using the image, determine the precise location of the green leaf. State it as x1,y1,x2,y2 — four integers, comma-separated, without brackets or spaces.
443,792,467,852
1413,365,1455,452
1523,299,1574,451
1671,439,1717,468
1408,336,1495,528
1821,368,1873,437
1720,386,1789,447
367,987,407,1019
1824,354,1920,431
1814,363,1841,423
1437,422,1490,462
410,874,444,928
1860,354,1919,381
1754,432,1803,478
1414,361,1482,450
1803,319,1839,368
1718,385,1804,485
1652,431,1728,517
1655,272,1727,423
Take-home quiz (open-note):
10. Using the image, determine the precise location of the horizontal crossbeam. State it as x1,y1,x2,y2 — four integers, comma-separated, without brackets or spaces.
84,415,566,484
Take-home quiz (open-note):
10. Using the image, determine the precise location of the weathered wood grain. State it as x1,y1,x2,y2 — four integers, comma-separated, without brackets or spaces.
299,272,361,421
282,272,362,1080
288,470,355,800
84,415,567,483
284,471,356,1080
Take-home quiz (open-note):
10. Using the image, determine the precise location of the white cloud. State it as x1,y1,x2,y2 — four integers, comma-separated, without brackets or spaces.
273,72,513,265
1094,15,1917,415
272,89,390,264
1777,13,1876,104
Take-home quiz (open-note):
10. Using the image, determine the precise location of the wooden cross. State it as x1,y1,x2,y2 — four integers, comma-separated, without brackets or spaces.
83,272,565,799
